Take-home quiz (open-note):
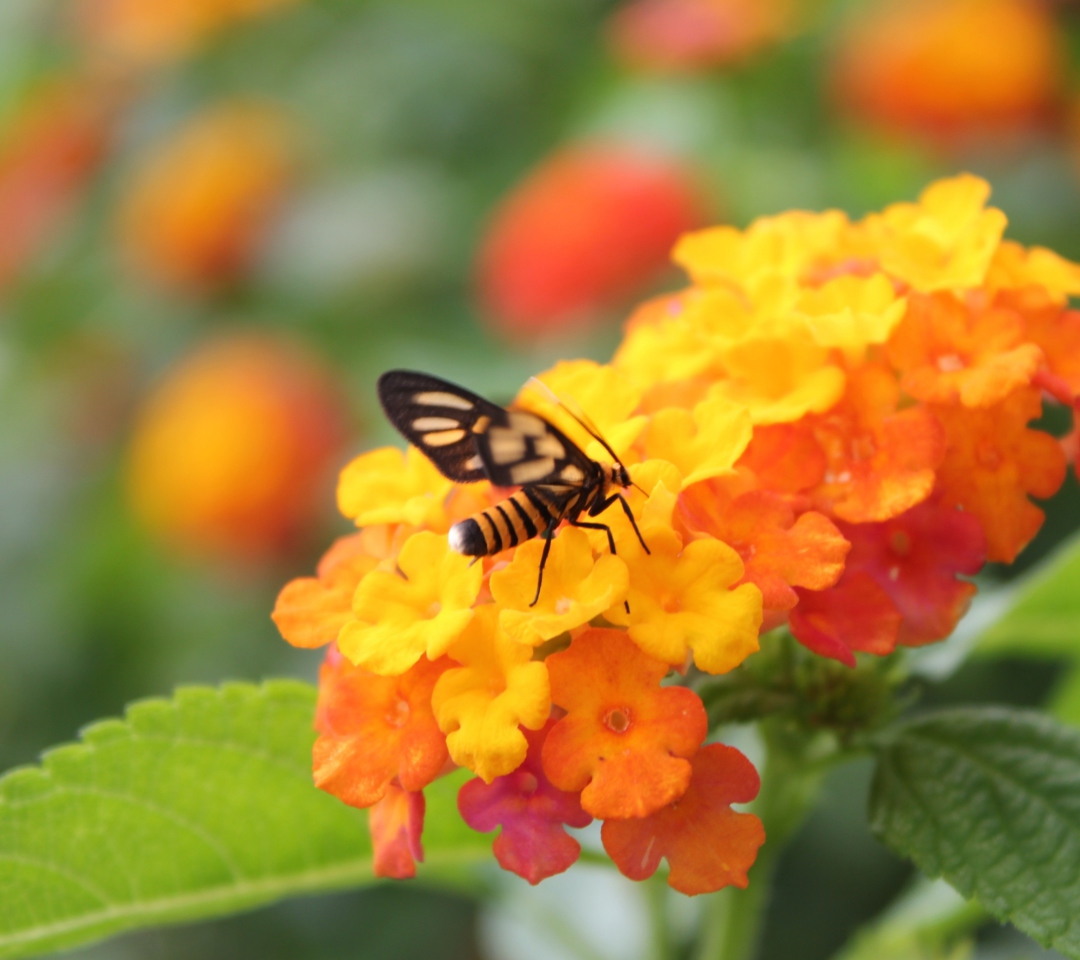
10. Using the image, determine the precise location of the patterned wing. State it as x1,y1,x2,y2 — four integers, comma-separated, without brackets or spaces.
474,408,594,489
377,370,502,482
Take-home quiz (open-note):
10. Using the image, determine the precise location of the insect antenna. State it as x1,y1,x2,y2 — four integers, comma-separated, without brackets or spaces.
524,377,624,466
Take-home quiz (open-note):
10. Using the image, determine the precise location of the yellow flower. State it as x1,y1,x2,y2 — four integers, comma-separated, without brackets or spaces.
606,526,763,675
337,446,453,530
338,531,482,675
613,312,717,388
711,333,847,425
987,240,1080,303
432,607,551,782
865,173,1007,292
521,359,648,458
643,395,752,489
794,273,908,360
491,527,629,646
672,209,852,294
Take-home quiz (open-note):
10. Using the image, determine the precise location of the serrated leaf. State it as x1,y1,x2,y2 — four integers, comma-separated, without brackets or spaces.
977,531,1080,658
870,708,1080,958
0,680,489,959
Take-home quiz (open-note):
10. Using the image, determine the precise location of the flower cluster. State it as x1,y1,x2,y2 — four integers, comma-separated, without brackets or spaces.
275,174,1076,893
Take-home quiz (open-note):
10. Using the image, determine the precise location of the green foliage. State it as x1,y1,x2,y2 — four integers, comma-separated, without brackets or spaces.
977,530,1080,658
0,681,487,959
869,707,1080,959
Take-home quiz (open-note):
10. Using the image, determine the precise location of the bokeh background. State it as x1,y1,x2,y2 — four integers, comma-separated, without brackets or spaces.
1,0,1079,957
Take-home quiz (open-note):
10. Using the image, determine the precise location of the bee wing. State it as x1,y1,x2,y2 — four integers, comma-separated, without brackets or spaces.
377,370,503,482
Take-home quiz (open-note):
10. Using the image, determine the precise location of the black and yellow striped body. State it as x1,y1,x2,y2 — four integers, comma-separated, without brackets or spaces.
448,486,579,556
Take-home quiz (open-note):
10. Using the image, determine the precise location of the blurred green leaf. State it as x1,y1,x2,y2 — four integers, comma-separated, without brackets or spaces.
869,708,1080,959
976,530,1080,658
0,680,487,959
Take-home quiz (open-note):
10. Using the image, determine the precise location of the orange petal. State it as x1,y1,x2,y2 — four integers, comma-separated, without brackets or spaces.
314,648,450,808
602,743,764,896
933,387,1067,562
542,628,707,819
272,533,376,649
369,783,425,880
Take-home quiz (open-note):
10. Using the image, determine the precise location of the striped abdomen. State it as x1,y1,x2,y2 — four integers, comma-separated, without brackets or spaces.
448,486,577,556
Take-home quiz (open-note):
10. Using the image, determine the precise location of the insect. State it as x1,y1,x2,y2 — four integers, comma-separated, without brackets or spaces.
377,369,649,606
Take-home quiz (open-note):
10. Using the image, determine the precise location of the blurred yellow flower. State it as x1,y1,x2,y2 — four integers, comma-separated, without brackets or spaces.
432,608,551,781
71,0,303,67
865,174,1007,293
338,532,482,675
117,101,296,292
794,274,907,360
126,333,345,562
337,446,453,531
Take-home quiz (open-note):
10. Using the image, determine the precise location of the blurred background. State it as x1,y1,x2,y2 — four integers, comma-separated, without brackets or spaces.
1,0,1079,957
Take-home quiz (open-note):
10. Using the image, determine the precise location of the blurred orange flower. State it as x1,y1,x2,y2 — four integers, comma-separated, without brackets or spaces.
117,102,297,293
0,78,117,292
70,0,303,68
607,0,797,74
830,0,1065,144
476,145,706,341
126,333,347,563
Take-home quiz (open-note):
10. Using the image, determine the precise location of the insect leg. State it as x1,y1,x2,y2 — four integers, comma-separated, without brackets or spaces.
569,518,616,555
530,524,557,608
589,493,651,555
569,518,630,613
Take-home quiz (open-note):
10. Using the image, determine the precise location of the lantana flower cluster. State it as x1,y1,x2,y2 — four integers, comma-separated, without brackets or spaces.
274,174,1077,894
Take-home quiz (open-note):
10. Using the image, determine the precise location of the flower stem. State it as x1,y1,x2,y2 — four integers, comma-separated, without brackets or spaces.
694,719,844,960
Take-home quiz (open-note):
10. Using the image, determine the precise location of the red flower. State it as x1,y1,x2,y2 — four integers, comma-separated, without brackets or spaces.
476,145,705,339
789,571,902,667
837,500,985,647
458,721,592,885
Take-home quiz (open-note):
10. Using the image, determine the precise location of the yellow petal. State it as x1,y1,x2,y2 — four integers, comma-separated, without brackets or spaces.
338,531,481,675
644,395,753,489
432,607,551,782
337,446,453,530
492,527,629,646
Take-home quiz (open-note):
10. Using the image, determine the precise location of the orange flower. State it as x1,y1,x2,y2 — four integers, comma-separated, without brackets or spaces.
678,483,849,612
886,292,1043,407
368,783,425,880
272,533,378,649
830,0,1065,143
809,364,945,523
117,101,297,292
606,0,797,74
476,144,705,339
933,387,1066,563
126,333,346,562
313,649,450,809
542,629,707,819
70,0,303,67
602,744,765,895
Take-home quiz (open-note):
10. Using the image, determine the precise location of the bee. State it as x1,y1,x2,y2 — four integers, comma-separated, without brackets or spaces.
377,370,649,605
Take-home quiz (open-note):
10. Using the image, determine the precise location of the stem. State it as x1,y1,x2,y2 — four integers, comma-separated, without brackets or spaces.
693,840,779,960
646,872,674,960
694,720,843,960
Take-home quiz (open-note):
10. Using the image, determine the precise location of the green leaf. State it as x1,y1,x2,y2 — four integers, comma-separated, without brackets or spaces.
977,531,1080,658
0,681,488,959
870,707,1080,959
